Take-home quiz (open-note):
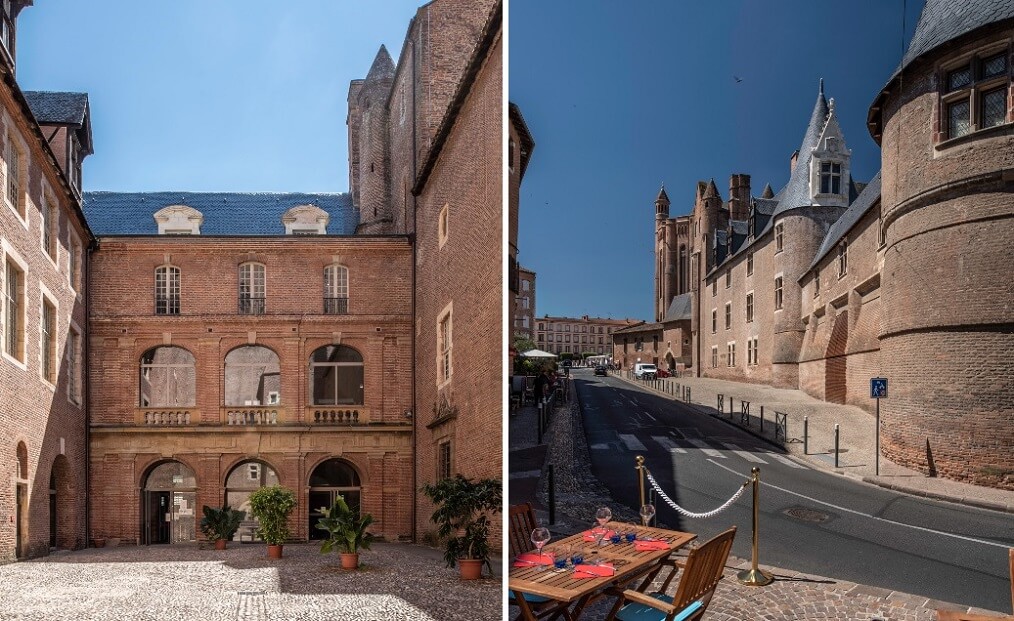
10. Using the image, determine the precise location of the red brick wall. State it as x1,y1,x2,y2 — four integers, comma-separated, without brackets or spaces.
87,237,418,541
414,31,502,545
0,84,89,560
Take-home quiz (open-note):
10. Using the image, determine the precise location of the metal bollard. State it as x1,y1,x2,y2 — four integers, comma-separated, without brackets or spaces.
548,464,556,525
537,403,544,444
760,406,764,432
834,424,840,468
803,416,809,455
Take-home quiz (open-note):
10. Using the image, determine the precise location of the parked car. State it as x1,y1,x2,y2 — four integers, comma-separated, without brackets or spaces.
633,363,657,380
594,365,607,376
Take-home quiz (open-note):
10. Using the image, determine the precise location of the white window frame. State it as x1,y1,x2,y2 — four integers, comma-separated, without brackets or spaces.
438,203,450,248
711,346,718,368
2,240,28,369
774,274,784,311
67,321,82,406
68,230,82,296
3,125,27,228
774,223,784,253
155,265,181,315
727,341,736,368
39,285,58,388
324,263,349,314
239,262,267,314
746,291,754,323
724,302,731,330
41,189,59,268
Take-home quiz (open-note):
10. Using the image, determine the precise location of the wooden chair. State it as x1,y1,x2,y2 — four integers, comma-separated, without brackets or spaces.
508,503,573,620
606,527,736,621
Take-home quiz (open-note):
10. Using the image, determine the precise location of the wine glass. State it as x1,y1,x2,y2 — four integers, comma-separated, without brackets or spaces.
640,503,656,527
531,527,551,570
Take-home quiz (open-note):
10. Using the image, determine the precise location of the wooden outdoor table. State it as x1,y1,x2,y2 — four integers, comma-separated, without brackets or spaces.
936,612,1014,621
509,522,696,621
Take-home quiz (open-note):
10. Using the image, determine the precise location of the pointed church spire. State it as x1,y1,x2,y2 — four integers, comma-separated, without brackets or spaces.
704,178,720,199
819,77,824,96
656,184,669,204
365,45,395,82
761,183,774,199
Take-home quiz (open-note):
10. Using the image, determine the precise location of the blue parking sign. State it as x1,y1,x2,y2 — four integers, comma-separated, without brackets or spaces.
870,378,888,399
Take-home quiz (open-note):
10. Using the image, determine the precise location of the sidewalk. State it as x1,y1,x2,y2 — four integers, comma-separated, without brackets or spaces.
615,371,1014,513
507,396,1011,620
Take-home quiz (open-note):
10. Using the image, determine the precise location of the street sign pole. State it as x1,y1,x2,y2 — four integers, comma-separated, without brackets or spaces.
870,377,887,477
875,396,880,476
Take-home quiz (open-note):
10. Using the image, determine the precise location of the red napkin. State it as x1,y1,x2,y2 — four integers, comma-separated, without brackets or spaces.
573,563,615,578
513,552,554,567
581,529,616,541
634,540,670,551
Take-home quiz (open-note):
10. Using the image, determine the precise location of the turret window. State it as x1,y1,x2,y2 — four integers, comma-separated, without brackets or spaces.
942,49,1010,141
774,276,783,310
775,223,784,252
819,162,842,194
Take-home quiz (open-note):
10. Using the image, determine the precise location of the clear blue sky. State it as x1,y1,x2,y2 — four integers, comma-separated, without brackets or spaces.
16,1,423,192
511,0,923,321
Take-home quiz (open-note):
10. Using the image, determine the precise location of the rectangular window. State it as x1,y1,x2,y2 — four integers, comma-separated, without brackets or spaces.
724,303,731,330
775,223,784,252
948,99,971,139
838,241,848,277
42,196,57,260
42,298,56,383
439,311,452,384
239,263,266,314
711,309,717,334
746,293,754,322
69,235,81,292
727,342,736,367
814,273,820,297
4,259,24,361
6,136,21,217
711,280,717,297
774,276,783,310
820,162,842,194
747,254,753,276
725,270,731,289
981,86,1007,130
438,440,452,480
943,50,1010,141
747,337,759,366
67,327,81,404
155,266,180,315
711,346,718,368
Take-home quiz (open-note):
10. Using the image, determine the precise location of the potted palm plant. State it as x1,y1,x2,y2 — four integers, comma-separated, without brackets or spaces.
200,504,245,550
248,485,296,559
315,495,374,570
421,475,502,580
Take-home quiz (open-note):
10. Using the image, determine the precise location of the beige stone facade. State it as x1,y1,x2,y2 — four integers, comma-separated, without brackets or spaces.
537,315,639,357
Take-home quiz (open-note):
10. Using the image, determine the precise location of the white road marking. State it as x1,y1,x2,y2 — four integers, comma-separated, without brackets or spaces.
651,436,687,453
642,411,657,422
764,451,807,469
719,442,767,463
686,438,726,458
618,434,648,452
508,470,542,479
706,459,1010,549
590,444,610,450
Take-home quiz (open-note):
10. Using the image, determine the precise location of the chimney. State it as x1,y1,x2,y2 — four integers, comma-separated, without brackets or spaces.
728,174,751,221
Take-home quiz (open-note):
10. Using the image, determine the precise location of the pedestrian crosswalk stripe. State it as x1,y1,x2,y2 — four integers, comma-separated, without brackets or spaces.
618,434,647,451
651,435,687,453
686,438,726,458
764,451,807,469
719,442,767,463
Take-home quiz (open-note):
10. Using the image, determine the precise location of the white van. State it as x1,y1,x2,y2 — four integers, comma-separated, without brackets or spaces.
633,363,657,380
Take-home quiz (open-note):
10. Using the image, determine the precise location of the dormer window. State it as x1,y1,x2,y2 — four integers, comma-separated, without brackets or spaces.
0,0,14,61
154,205,203,235
282,204,328,235
819,162,841,194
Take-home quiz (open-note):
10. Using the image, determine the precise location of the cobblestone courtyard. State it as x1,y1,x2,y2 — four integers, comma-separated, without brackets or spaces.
0,542,501,621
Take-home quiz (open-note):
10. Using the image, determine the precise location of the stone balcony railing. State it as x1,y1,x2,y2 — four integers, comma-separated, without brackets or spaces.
222,407,283,426
307,406,370,425
137,408,197,426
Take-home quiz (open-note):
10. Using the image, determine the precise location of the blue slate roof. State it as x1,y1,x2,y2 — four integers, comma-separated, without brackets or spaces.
805,172,882,275
771,82,829,220
663,293,692,322
82,192,359,236
23,91,88,125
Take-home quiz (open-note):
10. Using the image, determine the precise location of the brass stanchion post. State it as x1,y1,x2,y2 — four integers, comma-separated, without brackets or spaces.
737,467,774,586
635,455,645,509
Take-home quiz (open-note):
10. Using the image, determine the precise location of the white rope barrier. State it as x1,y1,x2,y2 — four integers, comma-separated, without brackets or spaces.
646,471,748,519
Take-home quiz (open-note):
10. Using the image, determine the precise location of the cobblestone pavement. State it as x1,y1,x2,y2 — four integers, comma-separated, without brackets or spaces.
0,542,501,621
509,393,1005,620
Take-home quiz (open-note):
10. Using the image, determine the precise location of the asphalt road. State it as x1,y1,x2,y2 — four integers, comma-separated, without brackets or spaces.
572,368,1014,613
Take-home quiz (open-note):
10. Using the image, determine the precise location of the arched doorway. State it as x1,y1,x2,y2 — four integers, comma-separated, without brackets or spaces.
224,460,279,542
142,461,196,544
825,310,849,404
307,459,361,540
49,454,73,550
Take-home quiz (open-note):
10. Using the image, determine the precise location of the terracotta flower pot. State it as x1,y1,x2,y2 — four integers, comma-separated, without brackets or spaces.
340,553,359,570
93,538,106,548
458,558,483,580
214,539,227,551
267,544,283,559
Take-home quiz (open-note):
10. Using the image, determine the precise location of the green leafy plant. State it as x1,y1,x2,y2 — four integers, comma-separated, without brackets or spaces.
316,495,374,555
199,504,245,542
248,485,297,545
421,475,502,573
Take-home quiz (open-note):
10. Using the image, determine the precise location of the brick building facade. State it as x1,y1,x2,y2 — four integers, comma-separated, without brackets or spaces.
537,315,639,357
0,1,94,562
513,266,536,340
653,2,1013,489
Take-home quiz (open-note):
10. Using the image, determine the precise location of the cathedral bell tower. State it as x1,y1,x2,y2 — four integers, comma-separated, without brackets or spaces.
654,185,670,322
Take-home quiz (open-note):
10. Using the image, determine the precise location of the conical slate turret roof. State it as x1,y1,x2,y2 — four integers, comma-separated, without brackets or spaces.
703,178,720,199
771,81,829,218
365,45,395,82
761,183,774,199
656,185,670,203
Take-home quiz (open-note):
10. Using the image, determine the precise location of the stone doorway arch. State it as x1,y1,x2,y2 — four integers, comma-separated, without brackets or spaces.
141,461,196,544
825,310,849,404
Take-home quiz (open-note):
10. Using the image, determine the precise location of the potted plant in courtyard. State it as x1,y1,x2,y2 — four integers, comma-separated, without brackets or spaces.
248,485,297,559
421,475,502,580
315,495,374,570
200,504,245,550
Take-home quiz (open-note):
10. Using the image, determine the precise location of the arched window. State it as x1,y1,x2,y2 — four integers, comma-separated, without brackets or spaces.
324,265,349,315
310,345,364,405
238,262,266,314
140,346,196,407
225,460,279,542
308,458,362,540
225,346,280,406
155,266,180,315
143,461,196,544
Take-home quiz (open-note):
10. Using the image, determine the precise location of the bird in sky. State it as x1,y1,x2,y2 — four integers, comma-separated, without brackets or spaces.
734,76,743,83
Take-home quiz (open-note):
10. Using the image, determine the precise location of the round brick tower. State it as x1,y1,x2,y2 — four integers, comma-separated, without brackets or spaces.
868,2,1014,488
